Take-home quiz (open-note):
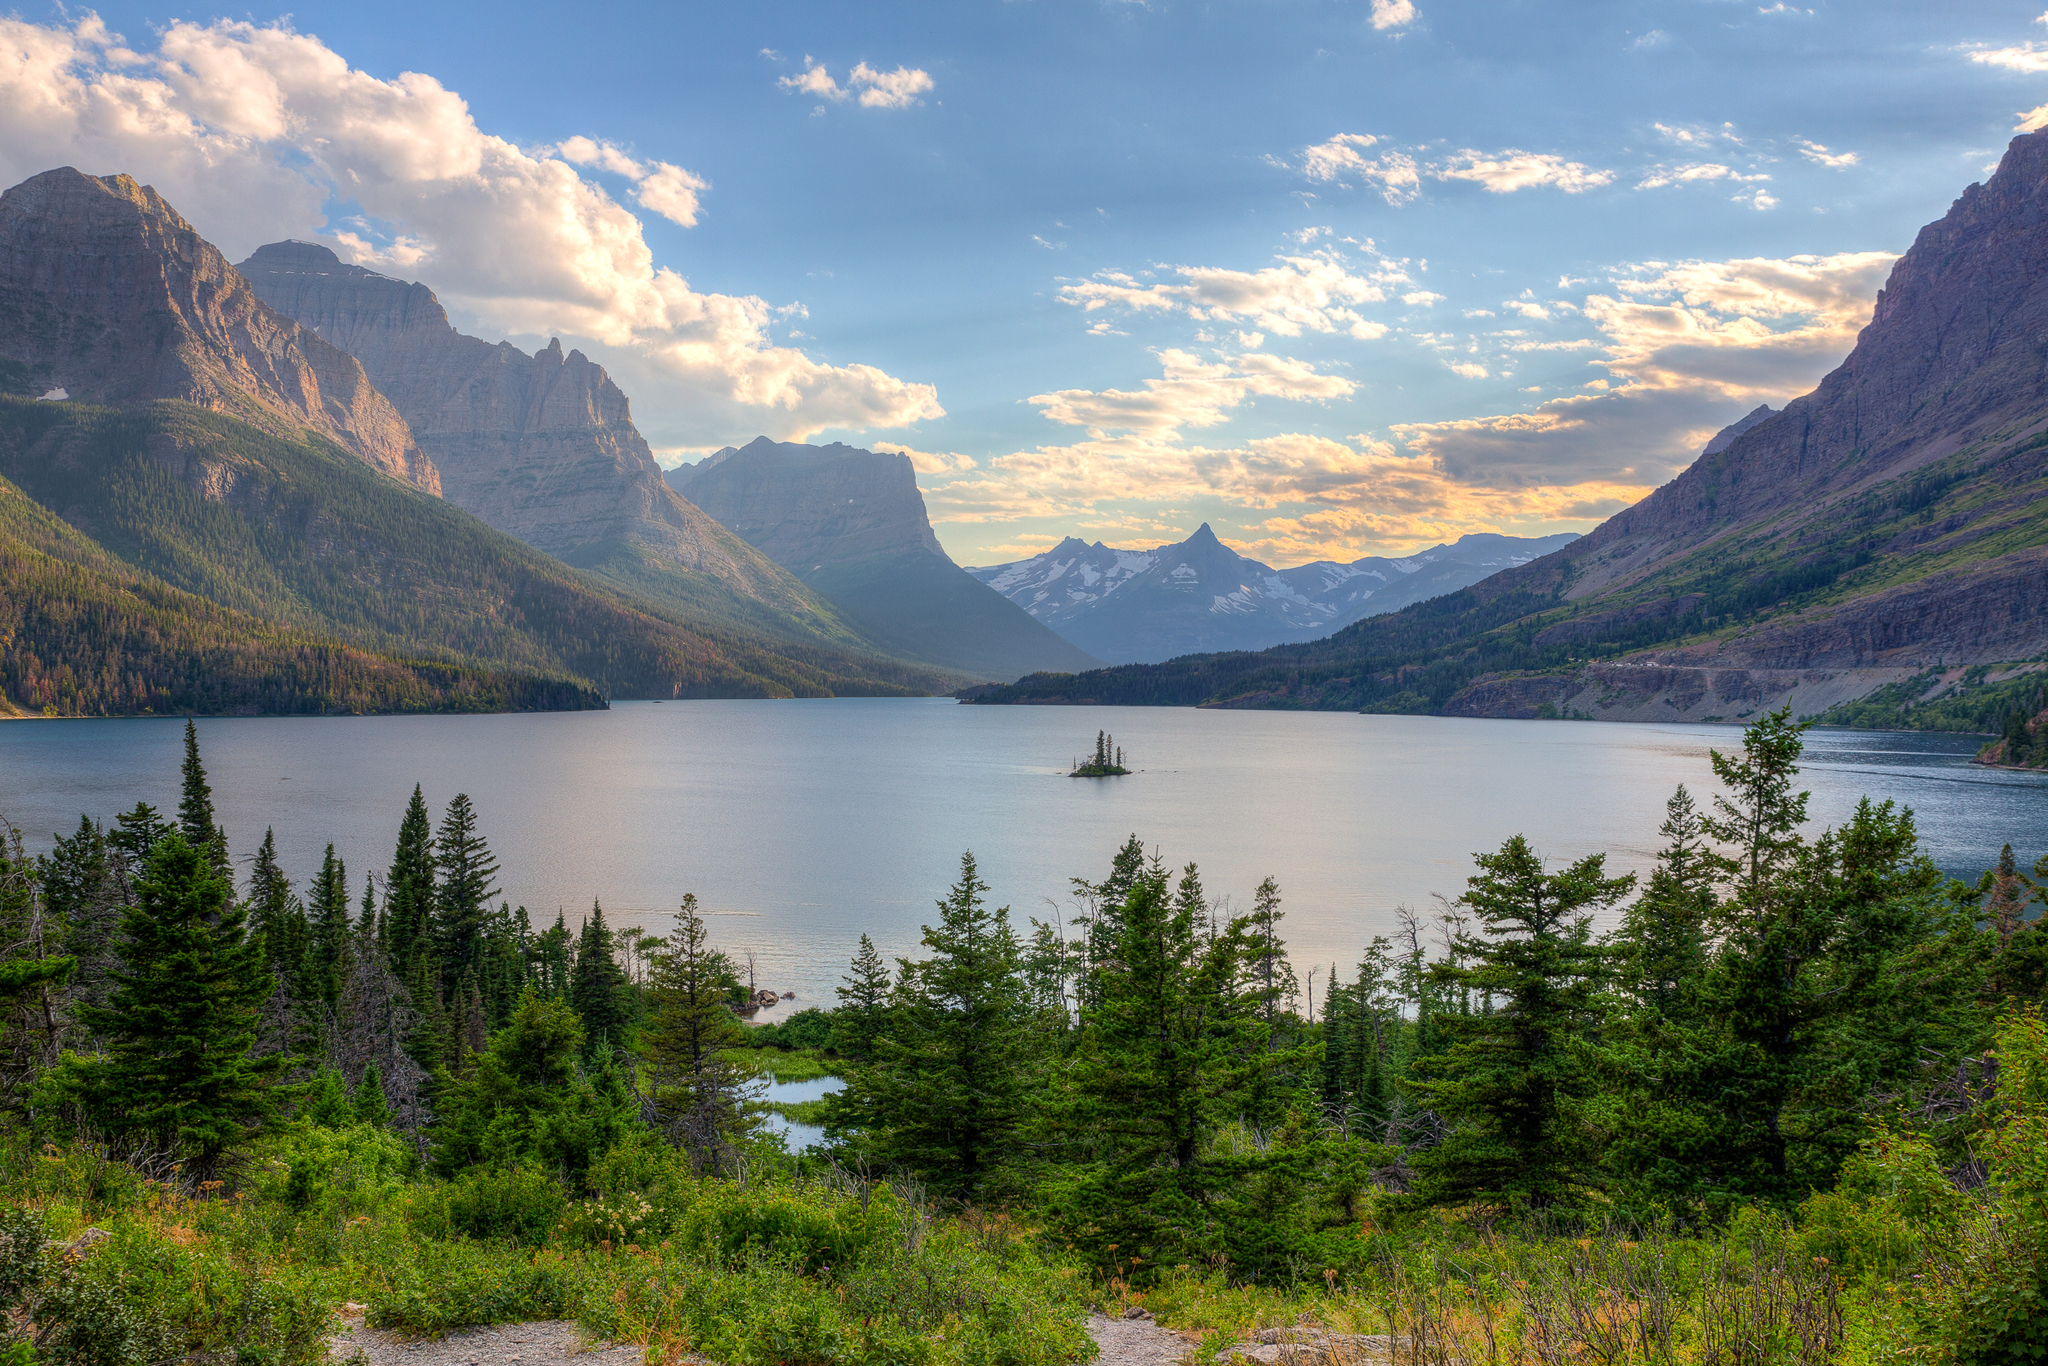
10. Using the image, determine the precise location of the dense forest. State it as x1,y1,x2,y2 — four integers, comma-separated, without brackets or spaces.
0,714,2045,1362
0,397,956,713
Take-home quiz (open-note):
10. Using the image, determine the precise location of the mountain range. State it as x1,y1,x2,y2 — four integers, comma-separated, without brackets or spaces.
0,168,957,714
971,130,2048,721
968,525,1579,664
667,439,1098,680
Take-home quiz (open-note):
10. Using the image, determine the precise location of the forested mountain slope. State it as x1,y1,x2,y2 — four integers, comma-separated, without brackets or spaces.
0,467,599,717
972,131,2048,719
0,397,951,706
672,437,1100,681
238,243,878,656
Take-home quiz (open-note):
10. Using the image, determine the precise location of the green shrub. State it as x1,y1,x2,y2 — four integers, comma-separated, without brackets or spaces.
366,1239,586,1335
408,1165,566,1245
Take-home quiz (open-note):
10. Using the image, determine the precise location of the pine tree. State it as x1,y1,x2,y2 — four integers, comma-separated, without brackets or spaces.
1614,786,1716,1022
247,828,308,994
1409,835,1633,1210
568,902,631,1054
642,895,758,1173
68,830,285,1181
832,934,894,1062
306,845,350,1007
353,1061,390,1128
176,719,216,852
864,852,1040,1198
384,786,437,980
37,816,124,1018
1046,856,1258,1265
432,794,499,984
1242,876,1301,1039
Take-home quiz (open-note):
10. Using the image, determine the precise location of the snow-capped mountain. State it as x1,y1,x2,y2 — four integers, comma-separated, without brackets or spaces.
967,525,1579,664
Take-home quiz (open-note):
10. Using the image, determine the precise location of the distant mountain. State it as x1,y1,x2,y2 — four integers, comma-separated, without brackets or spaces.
238,241,879,655
0,169,435,491
971,133,2048,718
969,525,1579,664
669,438,1101,681
0,168,959,712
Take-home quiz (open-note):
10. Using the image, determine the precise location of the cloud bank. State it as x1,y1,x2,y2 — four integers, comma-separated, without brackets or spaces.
0,14,940,445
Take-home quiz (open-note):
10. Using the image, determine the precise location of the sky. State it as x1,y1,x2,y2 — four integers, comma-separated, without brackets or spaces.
5,3,2048,568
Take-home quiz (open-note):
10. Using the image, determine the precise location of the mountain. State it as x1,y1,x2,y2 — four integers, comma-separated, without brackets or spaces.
0,168,959,711
236,241,877,653
0,169,435,492
970,132,2048,719
968,525,1579,664
668,437,1100,681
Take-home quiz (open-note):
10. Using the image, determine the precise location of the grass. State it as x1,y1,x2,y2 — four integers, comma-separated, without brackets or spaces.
726,1046,843,1083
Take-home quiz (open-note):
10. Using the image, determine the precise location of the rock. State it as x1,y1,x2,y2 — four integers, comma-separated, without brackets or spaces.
1215,1328,1399,1366
672,438,1101,681
0,169,434,492
237,242,816,618
57,1227,109,1260
1122,1305,1153,1320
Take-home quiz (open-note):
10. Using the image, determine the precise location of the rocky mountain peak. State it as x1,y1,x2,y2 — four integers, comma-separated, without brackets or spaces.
668,437,946,566
0,168,436,491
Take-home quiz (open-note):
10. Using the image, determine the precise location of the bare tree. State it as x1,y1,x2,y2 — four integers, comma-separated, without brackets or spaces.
328,936,430,1144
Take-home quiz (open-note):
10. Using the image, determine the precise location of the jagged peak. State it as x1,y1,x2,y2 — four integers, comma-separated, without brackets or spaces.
1186,522,1221,546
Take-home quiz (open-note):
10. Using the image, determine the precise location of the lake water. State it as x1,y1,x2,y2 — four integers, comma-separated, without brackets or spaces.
2,700,2043,1005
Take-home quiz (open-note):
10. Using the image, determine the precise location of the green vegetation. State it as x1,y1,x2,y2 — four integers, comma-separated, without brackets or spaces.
0,396,958,715
1070,730,1130,777
1,715,2046,1362
1814,666,2048,734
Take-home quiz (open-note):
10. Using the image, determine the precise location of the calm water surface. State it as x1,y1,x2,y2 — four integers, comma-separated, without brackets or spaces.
2,700,2043,1003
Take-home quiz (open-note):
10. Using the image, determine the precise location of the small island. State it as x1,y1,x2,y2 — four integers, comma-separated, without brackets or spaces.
1071,729,1130,776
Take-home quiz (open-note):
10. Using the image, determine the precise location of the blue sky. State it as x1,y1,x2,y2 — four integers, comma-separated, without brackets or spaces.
6,2,2048,565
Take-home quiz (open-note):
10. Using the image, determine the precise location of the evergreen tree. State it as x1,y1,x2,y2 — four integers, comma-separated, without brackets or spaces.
384,786,437,979
568,902,630,1054
1242,876,1301,1035
831,934,894,1062
1045,856,1257,1266
0,826,76,1105
176,719,216,852
642,895,758,1172
64,830,285,1181
432,793,499,985
353,1061,390,1128
247,828,308,994
864,852,1040,1198
1410,835,1633,1210
37,816,124,1018
1614,786,1716,1023
306,845,350,1007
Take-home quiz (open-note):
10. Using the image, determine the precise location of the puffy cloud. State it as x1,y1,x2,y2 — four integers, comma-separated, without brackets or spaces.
778,59,932,108
872,442,977,474
1284,136,1611,200
1370,0,1418,31
1795,139,1859,168
0,15,938,446
1636,161,1768,189
1436,150,1614,194
1029,349,1355,436
2019,103,2048,132
1972,42,2048,74
1058,250,1407,338
1392,250,1896,489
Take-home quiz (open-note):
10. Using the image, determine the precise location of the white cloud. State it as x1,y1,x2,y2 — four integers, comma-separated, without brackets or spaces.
1370,0,1418,30
1402,290,1444,306
556,136,708,227
2021,104,2048,133
1445,361,1489,378
0,15,938,446
1795,139,1859,168
1393,250,1896,489
872,442,976,474
1503,300,1552,320
850,62,934,109
1437,150,1614,194
1029,348,1355,436
1636,162,1769,189
1059,249,1407,338
1733,187,1779,210
1972,42,2048,74
778,59,933,109
1287,136,1613,199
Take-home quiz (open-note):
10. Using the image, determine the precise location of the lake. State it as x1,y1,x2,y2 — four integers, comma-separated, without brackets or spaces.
2,701,2043,1005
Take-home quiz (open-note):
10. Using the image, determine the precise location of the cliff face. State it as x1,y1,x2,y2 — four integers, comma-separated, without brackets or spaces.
0,169,435,491
672,438,1101,681
238,242,811,613
668,436,945,568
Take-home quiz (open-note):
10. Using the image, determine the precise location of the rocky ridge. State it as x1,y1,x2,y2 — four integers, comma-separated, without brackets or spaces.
0,170,434,491
238,242,829,626
971,525,1579,664
672,437,1099,681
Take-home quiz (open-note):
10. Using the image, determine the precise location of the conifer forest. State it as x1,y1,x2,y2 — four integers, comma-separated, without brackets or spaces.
0,711,2046,1364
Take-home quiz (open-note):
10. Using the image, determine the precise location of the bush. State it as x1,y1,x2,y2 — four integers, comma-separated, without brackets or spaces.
407,1165,566,1245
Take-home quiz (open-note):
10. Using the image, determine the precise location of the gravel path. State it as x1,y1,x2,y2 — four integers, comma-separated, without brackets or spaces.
328,1317,651,1365
330,1309,1188,1365
1087,1311,1198,1366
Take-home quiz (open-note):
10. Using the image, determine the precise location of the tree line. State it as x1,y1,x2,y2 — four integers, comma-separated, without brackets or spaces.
1,709,2042,1287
